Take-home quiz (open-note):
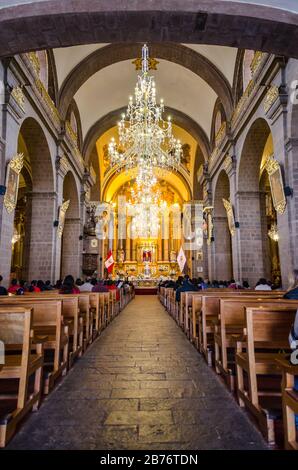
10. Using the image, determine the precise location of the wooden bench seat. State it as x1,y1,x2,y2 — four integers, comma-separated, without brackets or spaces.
0,307,44,447
235,306,297,445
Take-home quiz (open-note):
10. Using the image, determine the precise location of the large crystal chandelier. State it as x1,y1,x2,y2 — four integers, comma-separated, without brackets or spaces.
108,44,182,172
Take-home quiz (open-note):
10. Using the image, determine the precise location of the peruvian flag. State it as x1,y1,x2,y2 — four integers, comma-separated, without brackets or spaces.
105,250,114,273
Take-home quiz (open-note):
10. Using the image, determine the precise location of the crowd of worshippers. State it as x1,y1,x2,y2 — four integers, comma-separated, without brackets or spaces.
158,273,298,303
0,275,134,299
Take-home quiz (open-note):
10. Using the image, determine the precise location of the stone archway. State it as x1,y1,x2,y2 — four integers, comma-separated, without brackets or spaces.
0,1,297,58
237,117,275,286
61,171,81,280
213,170,233,282
13,117,55,281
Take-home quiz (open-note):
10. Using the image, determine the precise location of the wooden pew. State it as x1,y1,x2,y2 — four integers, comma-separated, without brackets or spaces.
77,293,92,351
0,298,68,394
215,297,297,391
275,357,298,450
193,291,284,366
0,306,44,447
235,306,297,445
4,294,83,368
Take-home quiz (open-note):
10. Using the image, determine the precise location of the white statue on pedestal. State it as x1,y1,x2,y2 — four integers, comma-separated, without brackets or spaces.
144,262,151,278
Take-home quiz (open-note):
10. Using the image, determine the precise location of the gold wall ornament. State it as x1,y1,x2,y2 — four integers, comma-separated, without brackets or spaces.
197,164,203,182
35,78,61,127
215,121,227,147
4,153,24,214
250,51,264,76
223,154,233,172
11,86,25,111
264,85,279,113
231,79,255,126
57,200,70,238
66,120,79,147
203,206,214,245
132,57,159,71
265,156,287,214
222,198,236,236
268,223,279,242
27,52,40,76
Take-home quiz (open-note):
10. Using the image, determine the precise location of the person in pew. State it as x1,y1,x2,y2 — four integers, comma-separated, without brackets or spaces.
106,280,120,301
242,280,250,289
0,275,7,295
28,280,41,293
44,280,54,291
288,309,298,427
8,278,20,294
255,278,272,290
80,277,94,292
75,278,83,287
55,279,62,289
92,279,109,293
284,269,298,299
59,275,80,294
37,280,46,291
175,275,198,302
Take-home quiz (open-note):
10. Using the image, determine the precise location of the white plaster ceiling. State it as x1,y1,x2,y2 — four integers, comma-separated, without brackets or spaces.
184,45,238,86
54,44,107,88
74,58,217,140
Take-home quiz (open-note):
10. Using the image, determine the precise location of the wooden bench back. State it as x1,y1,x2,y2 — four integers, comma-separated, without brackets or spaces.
0,307,32,345
246,307,298,348
220,298,298,329
0,298,62,327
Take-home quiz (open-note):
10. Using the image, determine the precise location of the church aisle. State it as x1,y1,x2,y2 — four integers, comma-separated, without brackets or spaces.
7,296,267,450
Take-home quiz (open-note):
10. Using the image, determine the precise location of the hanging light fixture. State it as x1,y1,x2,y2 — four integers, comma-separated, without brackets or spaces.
108,44,182,172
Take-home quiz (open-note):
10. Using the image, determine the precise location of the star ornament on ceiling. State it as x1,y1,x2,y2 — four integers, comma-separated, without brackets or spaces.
132,57,159,71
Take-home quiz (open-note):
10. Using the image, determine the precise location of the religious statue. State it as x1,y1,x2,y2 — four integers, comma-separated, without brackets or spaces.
144,262,151,278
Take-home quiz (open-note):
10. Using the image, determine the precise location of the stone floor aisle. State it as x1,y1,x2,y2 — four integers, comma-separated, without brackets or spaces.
7,296,267,450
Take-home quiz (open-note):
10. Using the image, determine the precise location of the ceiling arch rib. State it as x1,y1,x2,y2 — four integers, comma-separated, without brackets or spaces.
1,1,298,58
58,42,233,120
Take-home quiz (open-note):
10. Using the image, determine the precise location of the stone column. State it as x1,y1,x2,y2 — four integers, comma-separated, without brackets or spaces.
26,191,56,281
236,190,266,286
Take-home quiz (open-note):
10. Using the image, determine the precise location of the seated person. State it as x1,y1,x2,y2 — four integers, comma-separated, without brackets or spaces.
92,280,109,293
59,275,80,294
28,280,41,293
289,309,298,428
80,277,94,292
255,278,272,290
0,275,7,295
175,275,198,303
284,269,298,299
8,278,20,294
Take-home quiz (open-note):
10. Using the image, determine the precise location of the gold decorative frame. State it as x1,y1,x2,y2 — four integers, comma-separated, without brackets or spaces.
203,206,214,245
4,153,24,214
223,198,236,236
57,200,70,238
265,156,286,214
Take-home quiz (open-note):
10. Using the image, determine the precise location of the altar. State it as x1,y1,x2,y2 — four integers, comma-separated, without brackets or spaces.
133,278,159,295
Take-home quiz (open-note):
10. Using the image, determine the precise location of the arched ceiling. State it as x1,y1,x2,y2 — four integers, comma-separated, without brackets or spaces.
103,167,191,203
73,58,217,139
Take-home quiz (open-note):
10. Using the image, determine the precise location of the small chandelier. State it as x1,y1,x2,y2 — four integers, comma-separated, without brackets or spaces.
268,223,279,241
108,44,182,172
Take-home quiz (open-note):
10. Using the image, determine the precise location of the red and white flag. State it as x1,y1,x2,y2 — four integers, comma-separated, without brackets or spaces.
105,250,114,273
177,246,186,273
